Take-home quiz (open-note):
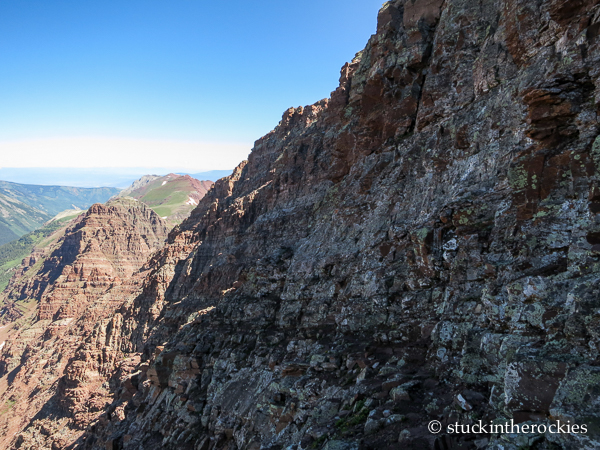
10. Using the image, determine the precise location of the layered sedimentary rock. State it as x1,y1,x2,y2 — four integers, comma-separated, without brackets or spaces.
5,0,600,449
51,1,600,449
0,198,168,449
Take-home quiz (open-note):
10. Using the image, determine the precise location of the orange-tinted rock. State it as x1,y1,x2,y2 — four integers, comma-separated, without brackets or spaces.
4,0,600,449
0,198,168,449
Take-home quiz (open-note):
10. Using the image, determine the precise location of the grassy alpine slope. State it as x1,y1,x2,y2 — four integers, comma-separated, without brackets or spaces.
0,212,82,292
117,173,213,226
0,193,52,246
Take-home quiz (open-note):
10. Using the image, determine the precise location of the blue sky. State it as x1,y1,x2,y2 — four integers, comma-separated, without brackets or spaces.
0,0,382,175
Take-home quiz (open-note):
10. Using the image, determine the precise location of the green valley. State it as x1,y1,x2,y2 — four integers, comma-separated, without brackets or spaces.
0,181,119,245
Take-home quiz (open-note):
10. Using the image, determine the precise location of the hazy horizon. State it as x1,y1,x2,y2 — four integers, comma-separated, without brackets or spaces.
0,1,382,174
0,167,234,188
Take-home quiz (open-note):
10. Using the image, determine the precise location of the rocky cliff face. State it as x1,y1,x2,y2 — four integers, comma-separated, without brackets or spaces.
0,198,168,449
58,1,600,449
4,0,600,449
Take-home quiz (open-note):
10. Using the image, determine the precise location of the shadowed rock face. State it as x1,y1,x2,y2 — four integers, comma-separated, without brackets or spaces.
0,198,168,449
4,0,600,449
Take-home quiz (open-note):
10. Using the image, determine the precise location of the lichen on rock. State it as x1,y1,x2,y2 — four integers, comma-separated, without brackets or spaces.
3,0,600,449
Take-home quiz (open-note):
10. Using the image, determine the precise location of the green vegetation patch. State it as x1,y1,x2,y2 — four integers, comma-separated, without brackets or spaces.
0,399,16,415
140,179,191,205
7,298,38,330
152,205,175,218
310,435,328,449
121,176,202,225
0,193,50,245
0,219,67,291
334,399,369,433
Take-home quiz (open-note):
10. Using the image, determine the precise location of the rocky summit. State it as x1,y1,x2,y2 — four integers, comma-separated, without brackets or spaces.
0,198,168,449
1,0,600,449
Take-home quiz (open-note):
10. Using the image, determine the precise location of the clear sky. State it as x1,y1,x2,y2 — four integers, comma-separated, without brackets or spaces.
0,0,383,174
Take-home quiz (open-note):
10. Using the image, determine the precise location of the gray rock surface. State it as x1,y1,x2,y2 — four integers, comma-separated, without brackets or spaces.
6,0,600,449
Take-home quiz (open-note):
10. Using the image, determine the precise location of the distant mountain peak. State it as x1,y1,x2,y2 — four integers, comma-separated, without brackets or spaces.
0,180,119,246
116,174,214,227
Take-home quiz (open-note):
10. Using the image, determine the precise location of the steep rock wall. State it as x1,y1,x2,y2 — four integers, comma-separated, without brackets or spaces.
78,1,600,449
9,0,600,449
0,199,168,449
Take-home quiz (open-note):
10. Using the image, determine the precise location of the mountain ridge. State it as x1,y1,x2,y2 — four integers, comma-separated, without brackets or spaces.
1,0,600,449
0,180,119,246
115,173,213,226
77,1,600,448
0,197,169,448
0,173,212,298
0,180,120,216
